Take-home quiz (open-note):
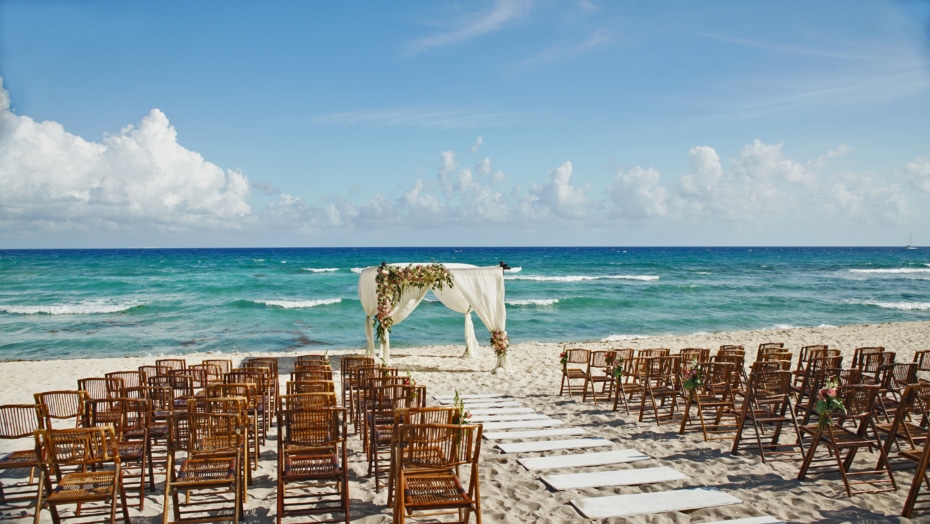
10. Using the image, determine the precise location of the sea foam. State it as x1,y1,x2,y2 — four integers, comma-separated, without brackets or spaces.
256,298,342,309
0,300,141,315
506,299,559,306
302,268,339,273
849,268,930,274
505,275,659,282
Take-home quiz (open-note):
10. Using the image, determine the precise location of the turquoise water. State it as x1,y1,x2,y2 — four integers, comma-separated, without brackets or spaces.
1,247,929,360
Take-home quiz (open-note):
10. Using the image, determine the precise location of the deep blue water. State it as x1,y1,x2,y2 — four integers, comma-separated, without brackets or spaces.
1,247,928,360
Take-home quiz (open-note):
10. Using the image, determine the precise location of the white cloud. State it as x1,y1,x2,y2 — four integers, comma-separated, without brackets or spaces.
608,166,668,219
407,0,532,54
0,78,251,238
906,157,930,192
528,161,590,219
470,136,484,153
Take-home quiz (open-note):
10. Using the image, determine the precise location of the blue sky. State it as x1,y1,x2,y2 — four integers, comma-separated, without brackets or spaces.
1,0,929,248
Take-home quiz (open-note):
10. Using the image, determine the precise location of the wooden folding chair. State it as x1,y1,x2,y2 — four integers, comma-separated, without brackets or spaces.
366,385,417,490
876,382,930,471
85,397,153,510
34,426,130,524
612,356,643,414
581,350,614,404
679,362,739,440
276,407,349,524
900,403,930,517
287,380,337,395
797,384,897,497
163,411,244,523
638,356,679,425
387,407,459,506
0,404,44,517
558,348,589,397
33,390,89,430
393,423,482,524
731,370,804,463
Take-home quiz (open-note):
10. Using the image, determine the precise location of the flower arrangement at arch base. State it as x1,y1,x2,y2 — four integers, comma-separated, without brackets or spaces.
814,378,845,430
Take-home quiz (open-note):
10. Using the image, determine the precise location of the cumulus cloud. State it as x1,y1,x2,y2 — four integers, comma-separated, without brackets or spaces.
906,157,930,192
608,166,668,219
470,136,483,153
528,161,590,219
0,78,251,236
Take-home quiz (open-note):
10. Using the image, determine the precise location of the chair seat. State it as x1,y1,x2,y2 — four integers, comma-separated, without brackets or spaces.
404,473,473,510
283,452,341,479
176,456,238,485
47,472,118,503
118,442,146,461
0,449,40,468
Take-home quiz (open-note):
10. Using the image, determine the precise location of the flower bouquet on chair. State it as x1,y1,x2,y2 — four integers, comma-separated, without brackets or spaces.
682,359,702,401
453,390,471,425
605,351,623,385
559,350,569,372
814,379,845,430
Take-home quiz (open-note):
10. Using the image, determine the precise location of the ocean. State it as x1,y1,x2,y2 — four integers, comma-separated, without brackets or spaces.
1,247,928,361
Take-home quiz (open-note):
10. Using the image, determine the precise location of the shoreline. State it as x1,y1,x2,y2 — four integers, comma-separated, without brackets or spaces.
3,319,930,522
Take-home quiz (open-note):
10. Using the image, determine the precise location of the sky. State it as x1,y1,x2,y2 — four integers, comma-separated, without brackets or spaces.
1,0,929,248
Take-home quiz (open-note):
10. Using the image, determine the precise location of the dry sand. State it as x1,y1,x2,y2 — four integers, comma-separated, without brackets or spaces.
2,320,930,523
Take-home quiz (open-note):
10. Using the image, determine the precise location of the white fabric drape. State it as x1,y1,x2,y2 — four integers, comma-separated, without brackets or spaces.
444,266,509,372
357,263,507,371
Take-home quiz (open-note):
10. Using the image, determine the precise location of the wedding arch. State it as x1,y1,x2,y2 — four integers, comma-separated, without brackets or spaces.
357,262,511,373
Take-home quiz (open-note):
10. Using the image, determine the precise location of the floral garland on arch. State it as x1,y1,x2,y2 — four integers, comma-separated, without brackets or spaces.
374,262,454,344
490,330,509,356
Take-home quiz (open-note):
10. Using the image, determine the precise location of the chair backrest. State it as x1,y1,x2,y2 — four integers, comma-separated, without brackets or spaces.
77,377,124,401
860,351,895,374
393,406,458,426
838,384,880,423
913,350,930,372
138,365,159,384
168,411,243,455
291,369,334,382
760,351,793,363
637,348,670,359
679,348,711,363
719,344,744,353
0,404,43,440
34,390,89,429
189,363,223,385
759,342,785,351
85,398,149,438
105,370,143,391
588,350,611,372
35,426,119,467
854,347,885,368
278,406,345,449
286,380,336,395
340,356,376,384
395,423,481,470
748,369,793,402
750,360,791,373
878,363,917,391
278,392,337,411
611,348,634,361
155,358,187,375
564,348,590,366
201,359,233,376
296,354,330,365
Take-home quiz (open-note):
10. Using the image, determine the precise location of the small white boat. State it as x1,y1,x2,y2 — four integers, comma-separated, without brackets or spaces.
906,234,917,250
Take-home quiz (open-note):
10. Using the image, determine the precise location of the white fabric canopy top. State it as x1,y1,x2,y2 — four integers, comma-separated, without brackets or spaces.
357,263,509,371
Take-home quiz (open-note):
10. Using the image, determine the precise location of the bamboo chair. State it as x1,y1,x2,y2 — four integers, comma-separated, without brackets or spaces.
612,356,644,414
366,385,417,490
875,362,919,422
291,369,334,383
713,353,748,399
189,363,223,386
205,383,260,471
792,356,844,424
637,348,670,359
339,356,376,416
876,382,930,471
387,407,459,506
85,397,152,510
581,350,614,404
679,362,739,441
719,344,745,354
731,370,804,463
790,345,828,385
350,366,399,431
0,404,45,517
860,351,896,385
33,390,89,430
279,392,338,411
287,380,337,395
34,426,130,524
77,377,123,402
243,358,279,416
187,396,253,486
138,365,160,384
393,423,482,524
558,348,589,397
638,356,679,425
900,405,930,517
163,411,245,524
224,369,271,444
797,384,897,497
276,407,349,524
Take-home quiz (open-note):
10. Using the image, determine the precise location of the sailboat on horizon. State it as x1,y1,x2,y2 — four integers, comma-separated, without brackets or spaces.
906,234,917,250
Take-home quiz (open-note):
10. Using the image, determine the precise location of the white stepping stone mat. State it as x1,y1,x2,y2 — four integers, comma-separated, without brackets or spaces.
571,487,741,519
469,413,549,423
483,427,587,440
700,517,782,524
542,466,686,491
497,438,612,454
481,418,564,431
518,449,649,471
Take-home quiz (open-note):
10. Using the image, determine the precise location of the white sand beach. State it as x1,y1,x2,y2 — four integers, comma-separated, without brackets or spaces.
3,320,930,523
